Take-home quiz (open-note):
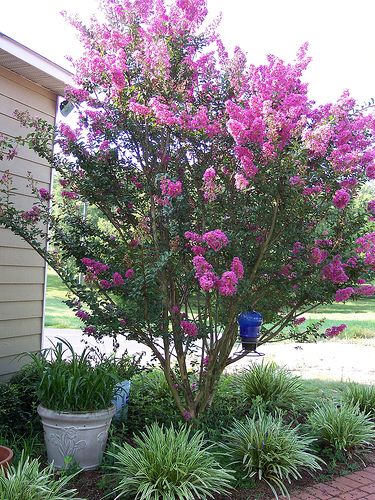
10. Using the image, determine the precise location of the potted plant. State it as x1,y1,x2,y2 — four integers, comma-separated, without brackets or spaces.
29,339,119,470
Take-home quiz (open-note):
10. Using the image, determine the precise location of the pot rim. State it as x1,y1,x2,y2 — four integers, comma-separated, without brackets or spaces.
0,446,14,465
37,404,116,417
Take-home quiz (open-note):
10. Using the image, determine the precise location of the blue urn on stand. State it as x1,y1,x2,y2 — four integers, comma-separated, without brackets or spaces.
238,310,263,351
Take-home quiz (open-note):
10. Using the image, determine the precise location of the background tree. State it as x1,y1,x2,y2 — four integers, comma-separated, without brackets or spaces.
1,0,375,420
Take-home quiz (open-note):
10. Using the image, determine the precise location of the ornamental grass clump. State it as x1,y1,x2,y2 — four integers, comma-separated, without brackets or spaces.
342,383,375,419
307,401,375,453
239,362,308,414
29,338,119,412
0,452,82,500
223,412,321,499
107,423,234,499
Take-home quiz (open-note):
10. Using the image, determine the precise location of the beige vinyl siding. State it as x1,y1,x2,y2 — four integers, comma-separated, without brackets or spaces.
0,65,57,379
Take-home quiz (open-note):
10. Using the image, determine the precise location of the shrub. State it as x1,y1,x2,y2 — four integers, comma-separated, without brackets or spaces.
28,339,119,412
0,452,82,499
238,362,308,414
201,374,247,439
108,423,234,499
126,370,180,434
342,383,375,419
307,401,375,453
223,412,322,499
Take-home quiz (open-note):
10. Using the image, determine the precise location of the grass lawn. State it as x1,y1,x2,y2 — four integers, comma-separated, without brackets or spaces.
305,297,375,340
44,267,375,338
44,268,81,329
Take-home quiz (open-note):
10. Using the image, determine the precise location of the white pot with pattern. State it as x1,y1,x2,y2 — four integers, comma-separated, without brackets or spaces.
38,405,116,470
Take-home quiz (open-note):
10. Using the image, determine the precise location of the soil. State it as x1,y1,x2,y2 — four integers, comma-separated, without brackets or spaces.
70,450,375,500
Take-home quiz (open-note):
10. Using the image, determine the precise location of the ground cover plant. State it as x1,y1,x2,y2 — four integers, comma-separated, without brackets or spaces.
0,452,82,500
343,383,375,418
307,401,375,454
107,423,234,499
238,361,308,415
223,412,322,499
1,0,375,421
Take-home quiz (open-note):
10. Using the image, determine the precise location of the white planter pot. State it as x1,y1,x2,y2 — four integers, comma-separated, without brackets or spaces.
38,405,116,470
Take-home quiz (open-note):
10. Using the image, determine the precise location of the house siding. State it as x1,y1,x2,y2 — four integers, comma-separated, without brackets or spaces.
0,65,57,380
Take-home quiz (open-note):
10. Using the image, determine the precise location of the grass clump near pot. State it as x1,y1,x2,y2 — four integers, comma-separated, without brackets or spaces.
0,452,82,499
342,383,375,419
223,412,322,499
307,401,375,453
29,339,119,412
107,422,234,499
239,361,308,414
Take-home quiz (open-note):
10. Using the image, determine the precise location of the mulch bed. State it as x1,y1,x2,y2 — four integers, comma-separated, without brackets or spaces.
70,450,375,499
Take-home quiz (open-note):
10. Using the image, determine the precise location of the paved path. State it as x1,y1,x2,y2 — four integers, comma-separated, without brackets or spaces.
44,328,375,384
288,466,375,500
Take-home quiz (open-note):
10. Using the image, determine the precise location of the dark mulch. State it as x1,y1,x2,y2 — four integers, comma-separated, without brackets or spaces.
70,450,375,500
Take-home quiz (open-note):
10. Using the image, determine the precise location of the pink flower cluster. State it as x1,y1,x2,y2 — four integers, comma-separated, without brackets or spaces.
368,200,375,215
191,254,244,296
202,167,217,202
217,271,238,296
333,189,350,210
21,205,41,222
325,324,347,337
310,247,329,265
202,230,229,252
335,287,354,302
81,258,109,275
84,326,96,335
75,309,91,321
180,320,198,337
356,233,375,269
355,284,375,296
39,188,52,201
160,178,183,198
61,190,78,200
293,317,306,325
322,256,349,284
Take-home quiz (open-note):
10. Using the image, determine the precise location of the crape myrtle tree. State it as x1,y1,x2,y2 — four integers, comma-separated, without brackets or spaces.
1,0,375,419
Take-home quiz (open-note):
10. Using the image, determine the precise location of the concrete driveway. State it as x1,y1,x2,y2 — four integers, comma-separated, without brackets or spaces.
43,328,375,384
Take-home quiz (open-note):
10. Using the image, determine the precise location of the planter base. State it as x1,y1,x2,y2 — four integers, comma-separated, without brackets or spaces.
38,405,115,470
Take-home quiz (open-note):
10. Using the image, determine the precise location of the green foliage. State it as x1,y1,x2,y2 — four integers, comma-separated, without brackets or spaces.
0,452,82,499
112,351,147,381
200,374,247,439
307,401,375,453
0,429,44,465
238,362,309,414
28,339,119,412
107,423,234,499
0,363,41,435
126,370,180,434
342,383,375,418
223,412,322,499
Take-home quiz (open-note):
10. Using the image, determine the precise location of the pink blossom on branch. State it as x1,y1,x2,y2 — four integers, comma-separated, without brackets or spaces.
355,284,375,296
198,271,218,292
332,189,350,210
180,320,198,337
160,178,183,198
202,229,229,252
325,324,347,337
217,271,238,296
322,256,349,283
335,287,354,302
231,257,244,279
